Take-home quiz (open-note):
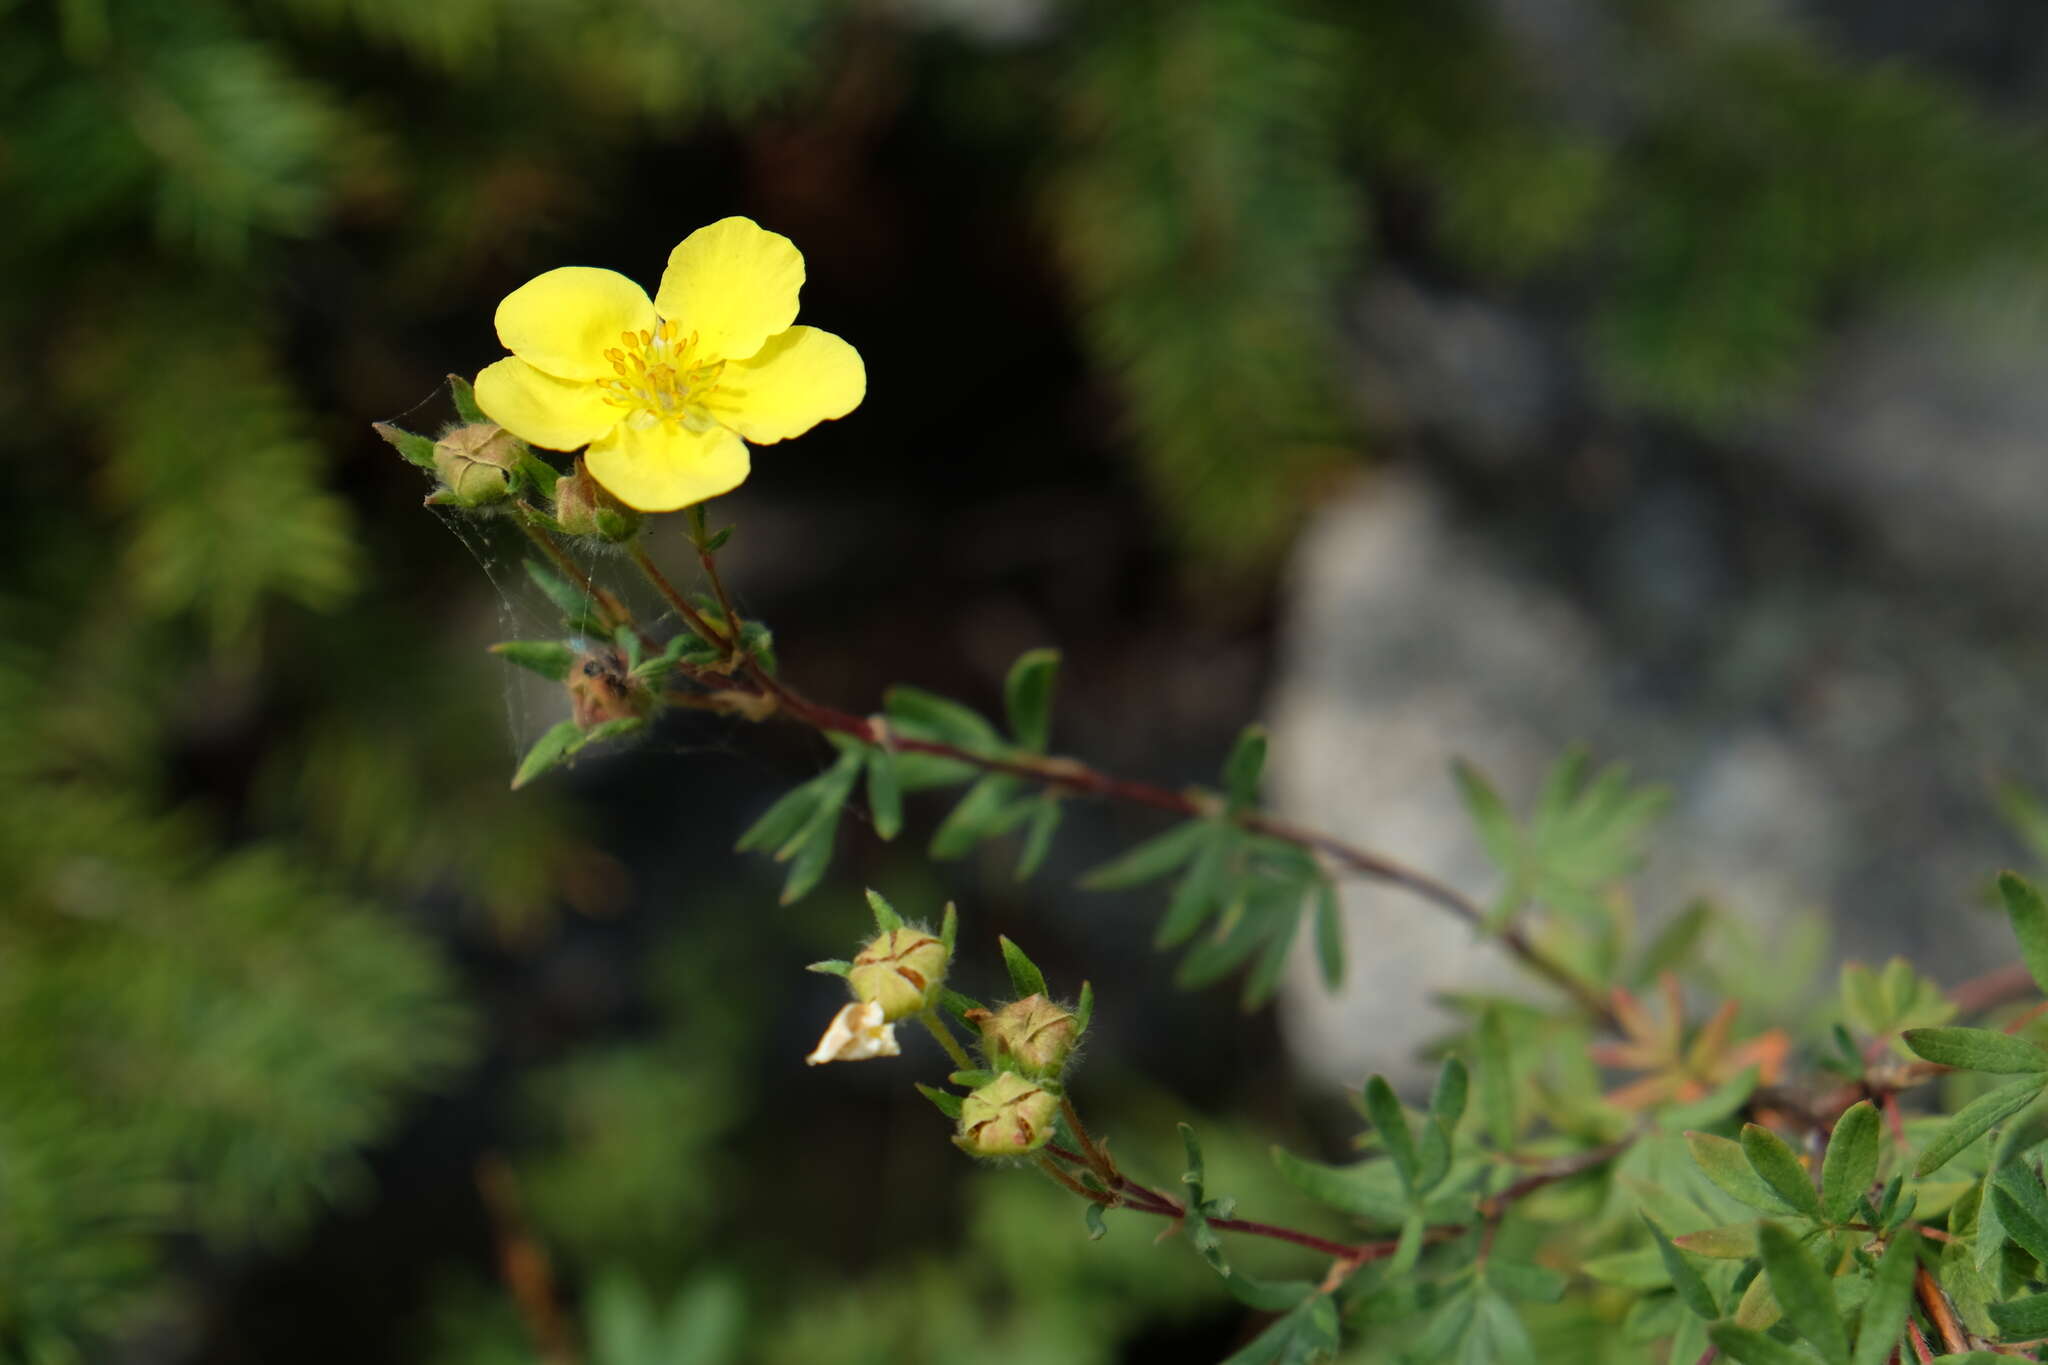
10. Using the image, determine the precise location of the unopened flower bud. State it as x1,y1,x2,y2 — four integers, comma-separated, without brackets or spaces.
848,927,949,1022
432,423,522,505
553,461,642,542
566,648,647,728
968,994,1078,1078
954,1072,1058,1158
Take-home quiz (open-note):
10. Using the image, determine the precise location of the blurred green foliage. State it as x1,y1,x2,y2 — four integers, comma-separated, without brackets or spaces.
7,0,2048,1358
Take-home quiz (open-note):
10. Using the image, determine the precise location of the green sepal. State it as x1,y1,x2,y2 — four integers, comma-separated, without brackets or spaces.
490,639,577,682
1002,648,1059,753
372,421,437,469
1083,1203,1108,1241
914,1083,963,1119
1074,980,1093,1036
939,901,959,956
865,888,904,933
517,448,558,499
447,372,487,423
948,1069,997,1088
805,960,851,977
999,936,1049,999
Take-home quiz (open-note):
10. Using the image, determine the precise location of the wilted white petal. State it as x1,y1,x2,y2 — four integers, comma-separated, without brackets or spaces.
806,1001,901,1065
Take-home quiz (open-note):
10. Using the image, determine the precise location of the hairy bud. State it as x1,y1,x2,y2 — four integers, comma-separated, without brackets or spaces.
954,1072,1058,1159
553,460,642,542
967,994,1078,1079
566,648,646,728
848,927,949,1022
431,423,522,506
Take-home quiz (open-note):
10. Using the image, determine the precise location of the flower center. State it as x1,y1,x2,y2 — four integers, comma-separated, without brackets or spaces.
596,319,725,431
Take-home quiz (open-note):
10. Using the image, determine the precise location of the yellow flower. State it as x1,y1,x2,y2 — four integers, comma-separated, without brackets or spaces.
474,217,865,512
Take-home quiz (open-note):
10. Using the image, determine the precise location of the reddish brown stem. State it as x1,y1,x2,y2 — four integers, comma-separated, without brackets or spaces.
1914,1264,1968,1354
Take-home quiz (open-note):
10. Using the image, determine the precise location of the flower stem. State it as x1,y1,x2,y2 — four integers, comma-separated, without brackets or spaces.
919,1010,974,1070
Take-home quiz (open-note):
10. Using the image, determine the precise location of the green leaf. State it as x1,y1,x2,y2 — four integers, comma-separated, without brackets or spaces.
1452,759,1516,867
511,719,586,790
1216,1292,1339,1365
2000,871,2048,997
448,372,486,422
780,815,838,905
524,558,606,634
1643,1213,1719,1319
1015,795,1061,881
1269,1147,1408,1225
1431,1057,1469,1133
1310,876,1343,989
1903,1026,2048,1074
1988,1290,2048,1338
999,936,1048,1000
1632,899,1714,984
1083,1203,1107,1241
1708,1323,1811,1365
1991,1176,2048,1266
1758,1221,1846,1365
1222,725,1267,810
371,421,437,469
1362,1077,1418,1195
1686,1131,1803,1214
1851,1227,1917,1365
1155,824,1234,947
1821,1101,1880,1224
1079,819,1211,890
864,746,903,842
1467,1292,1535,1365
1002,648,1059,753
1672,1221,1758,1259
735,782,824,854
1914,1075,2048,1176
1580,1249,1668,1290
865,888,904,934
1483,1260,1566,1304
490,639,577,682
1475,1006,1515,1149
929,773,1024,859
1741,1124,1821,1218
883,686,1005,755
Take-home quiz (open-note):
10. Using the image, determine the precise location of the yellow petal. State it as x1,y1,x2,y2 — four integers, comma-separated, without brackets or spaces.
583,416,750,512
495,266,656,381
654,217,804,363
716,326,866,444
473,357,622,451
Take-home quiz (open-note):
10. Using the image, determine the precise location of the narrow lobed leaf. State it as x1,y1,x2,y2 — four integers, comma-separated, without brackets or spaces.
1708,1322,1811,1365
1686,1131,1803,1215
1222,725,1267,810
510,719,585,790
1311,875,1344,990
1914,1075,2047,1176
1362,1076,1418,1194
1902,1026,2048,1075
1642,1213,1719,1319
1999,871,2048,997
1988,1289,2048,1339
1821,1101,1880,1224
1002,648,1060,753
864,746,904,842
490,639,577,682
1757,1221,1846,1365
1850,1227,1917,1365
1431,1057,1469,1133
1079,818,1212,890
1741,1123,1822,1218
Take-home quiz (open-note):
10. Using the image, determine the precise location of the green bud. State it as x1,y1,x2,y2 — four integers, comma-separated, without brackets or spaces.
431,423,522,506
968,994,1078,1078
553,460,643,542
954,1072,1058,1159
566,648,648,728
848,927,949,1022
